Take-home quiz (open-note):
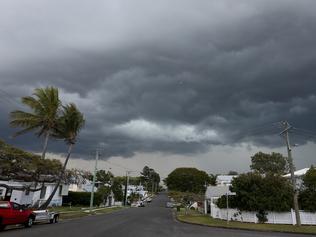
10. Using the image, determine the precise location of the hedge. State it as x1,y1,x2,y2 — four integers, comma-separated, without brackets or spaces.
63,191,103,206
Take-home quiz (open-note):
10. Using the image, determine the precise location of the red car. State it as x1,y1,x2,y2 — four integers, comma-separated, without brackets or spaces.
0,201,35,231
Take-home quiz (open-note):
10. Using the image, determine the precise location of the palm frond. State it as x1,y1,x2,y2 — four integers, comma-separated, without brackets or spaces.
21,96,44,113
52,103,85,144
12,124,40,137
10,111,41,128
9,86,62,139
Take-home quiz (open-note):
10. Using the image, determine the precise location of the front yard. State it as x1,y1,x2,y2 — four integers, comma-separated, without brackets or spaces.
176,209,316,235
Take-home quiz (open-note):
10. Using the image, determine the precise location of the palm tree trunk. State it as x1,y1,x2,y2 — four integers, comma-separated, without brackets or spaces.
41,131,50,159
39,144,73,209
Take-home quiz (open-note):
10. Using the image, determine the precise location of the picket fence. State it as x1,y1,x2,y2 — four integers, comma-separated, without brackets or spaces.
210,204,316,225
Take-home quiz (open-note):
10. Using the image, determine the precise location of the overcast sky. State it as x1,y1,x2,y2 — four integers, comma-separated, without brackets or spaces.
1,0,316,177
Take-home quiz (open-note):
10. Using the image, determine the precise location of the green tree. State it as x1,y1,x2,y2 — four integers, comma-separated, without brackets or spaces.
141,166,151,190
97,186,112,205
0,140,62,191
140,166,160,192
10,87,61,159
228,171,238,175
96,170,114,185
0,140,62,182
111,179,123,202
209,174,217,186
299,166,316,211
128,176,142,186
128,192,141,204
217,173,293,212
64,168,92,186
164,168,210,193
151,172,160,193
250,152,288,175
302,165,316,191
40,103,85,209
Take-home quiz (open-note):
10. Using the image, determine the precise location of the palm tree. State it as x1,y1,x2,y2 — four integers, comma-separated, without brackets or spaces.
39,103,85,209
10,87,61,159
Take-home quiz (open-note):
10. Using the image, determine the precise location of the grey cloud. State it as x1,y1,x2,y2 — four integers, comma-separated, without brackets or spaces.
1,0,316,159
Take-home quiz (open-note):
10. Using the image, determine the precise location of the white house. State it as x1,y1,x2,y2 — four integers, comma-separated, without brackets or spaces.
204,185,231,214
124,185,148,199
68,179,99,193
204,174,238,214
283,167,313,188
0,180,69,207
216,175,237,186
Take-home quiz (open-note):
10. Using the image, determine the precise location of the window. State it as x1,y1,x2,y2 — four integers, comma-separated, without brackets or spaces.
25,189,30,196
0,189,3,196
12,203,20,210
59,185,62,196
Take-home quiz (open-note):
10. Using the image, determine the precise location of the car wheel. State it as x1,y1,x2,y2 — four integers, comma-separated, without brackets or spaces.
0,225,6,231
25,216,33,228
50,215,59,224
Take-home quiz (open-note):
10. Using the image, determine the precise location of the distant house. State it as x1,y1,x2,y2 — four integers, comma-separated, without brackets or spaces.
123,185,148,199
0,180,69,207
204,185,230,214
204,174,238,214
216,175,237,186
68,179,100,193
68,180,120,207
283,167,313,188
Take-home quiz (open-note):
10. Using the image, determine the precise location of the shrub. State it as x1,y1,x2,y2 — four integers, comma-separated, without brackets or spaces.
256,210,268,223
63,191,103,206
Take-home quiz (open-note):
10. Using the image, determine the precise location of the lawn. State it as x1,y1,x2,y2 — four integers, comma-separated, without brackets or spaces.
176,210,316,235
48,206,126,220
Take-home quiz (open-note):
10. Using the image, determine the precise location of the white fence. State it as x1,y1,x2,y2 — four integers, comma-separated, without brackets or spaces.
210,204,316,225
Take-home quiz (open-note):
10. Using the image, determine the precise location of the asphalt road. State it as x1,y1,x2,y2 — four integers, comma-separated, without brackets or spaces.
1,193,312,237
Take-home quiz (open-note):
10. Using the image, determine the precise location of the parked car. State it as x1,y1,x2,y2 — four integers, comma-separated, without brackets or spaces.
0,201,35,231
131,201,145,207
131,202,138,207
137,201,145,207
166,202,174,208
33,209,59,224
145,197,152,203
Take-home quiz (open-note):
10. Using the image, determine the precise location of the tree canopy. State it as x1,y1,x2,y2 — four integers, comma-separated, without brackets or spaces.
0,139,62,183
164,167,209,193
299,166,316,211
250,152,288,175
217,172,293,212
140,166,160,192
96,170,114,185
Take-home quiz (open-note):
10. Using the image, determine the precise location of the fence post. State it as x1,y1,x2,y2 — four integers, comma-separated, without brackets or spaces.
291,208,296,225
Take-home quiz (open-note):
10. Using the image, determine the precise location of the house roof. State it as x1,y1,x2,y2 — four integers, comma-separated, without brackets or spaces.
205,186,231,199
216,175,237,183
283,168,311,178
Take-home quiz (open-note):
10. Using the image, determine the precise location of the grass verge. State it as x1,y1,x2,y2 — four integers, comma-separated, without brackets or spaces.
49,206,126,220
176,210,316,235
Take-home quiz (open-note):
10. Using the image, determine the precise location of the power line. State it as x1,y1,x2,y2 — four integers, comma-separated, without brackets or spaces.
0,89,23,109
292,127,316,138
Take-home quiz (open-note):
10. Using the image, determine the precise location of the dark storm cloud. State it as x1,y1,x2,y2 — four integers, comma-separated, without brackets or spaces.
1,0,316,158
